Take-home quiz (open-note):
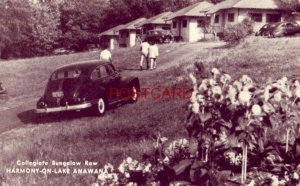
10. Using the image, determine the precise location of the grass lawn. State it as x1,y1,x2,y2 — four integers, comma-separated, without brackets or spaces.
0,36,299,185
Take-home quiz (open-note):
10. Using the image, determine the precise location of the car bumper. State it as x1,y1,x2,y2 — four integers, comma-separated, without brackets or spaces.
35,102,92,114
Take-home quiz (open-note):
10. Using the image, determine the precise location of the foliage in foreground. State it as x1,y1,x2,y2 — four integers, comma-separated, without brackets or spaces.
92,63,300,186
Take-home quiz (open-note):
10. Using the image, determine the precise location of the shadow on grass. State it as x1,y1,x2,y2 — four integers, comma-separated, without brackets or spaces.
17,101,130,125
119,67,144,71
208,43,232,49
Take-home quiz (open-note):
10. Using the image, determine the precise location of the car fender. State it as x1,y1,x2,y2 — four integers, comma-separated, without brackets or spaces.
122,77,140,88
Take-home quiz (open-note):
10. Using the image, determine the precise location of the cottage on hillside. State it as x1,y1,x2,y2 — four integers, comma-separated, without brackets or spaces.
135,11,173,36
118,18,147,47
165,1,214,42
203,0,285,34
99,24,124,50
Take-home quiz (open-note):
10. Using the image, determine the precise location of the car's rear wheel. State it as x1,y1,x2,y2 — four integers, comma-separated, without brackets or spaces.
129,85,138,103
94,97,106,116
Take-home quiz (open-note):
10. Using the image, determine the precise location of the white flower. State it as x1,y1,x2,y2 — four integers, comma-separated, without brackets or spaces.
125,172,130,178
212,86,222,95
270,175,279,186
126,182,137,186
197,94,205,103
233,81,243,92
126,157,133,164
240,75,253,85
104,163,114,173
111,173,118,182
209,79,217,86
293,172,300,180
143,163,152,173
128,160,138,170
294,80,300,87
263,104,274,114
273,92,282,102
228,85,237,103
251,104,262,116
118,163,125,174
160,137,168,143
189,73,197,85
192,102,200,113
190,91,198,103
238,91,252,105
220,74,231,84
98,173,106,181
198,81,208,92
295,86,300,98
211,68,220,76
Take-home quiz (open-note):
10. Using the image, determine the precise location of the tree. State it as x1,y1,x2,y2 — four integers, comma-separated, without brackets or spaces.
28,0,62,56
278,0,300,12
0,0,32,59
59,0,108,51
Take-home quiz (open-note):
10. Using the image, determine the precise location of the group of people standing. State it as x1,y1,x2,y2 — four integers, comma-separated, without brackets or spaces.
140,39,159,71
99,38,160,71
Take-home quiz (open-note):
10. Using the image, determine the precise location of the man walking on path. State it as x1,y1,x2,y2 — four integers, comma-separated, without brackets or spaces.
148,41,159,70
100,45,112,62
140,39,150,70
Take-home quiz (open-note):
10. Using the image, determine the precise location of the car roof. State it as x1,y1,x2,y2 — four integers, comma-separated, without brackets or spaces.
55,60,111,72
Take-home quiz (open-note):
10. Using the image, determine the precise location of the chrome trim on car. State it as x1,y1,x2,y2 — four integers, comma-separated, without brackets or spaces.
35,102,92,113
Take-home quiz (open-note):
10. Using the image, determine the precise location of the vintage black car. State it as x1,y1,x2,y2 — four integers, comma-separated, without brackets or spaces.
255,23,277,36
35,60,140,116
269,22,300,37
145,30,174,44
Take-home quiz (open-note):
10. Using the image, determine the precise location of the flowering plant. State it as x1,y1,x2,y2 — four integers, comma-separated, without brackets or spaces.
93,65,300,186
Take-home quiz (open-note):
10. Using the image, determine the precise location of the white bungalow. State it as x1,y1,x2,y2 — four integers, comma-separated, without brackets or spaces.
99,24,124,50
165,1,214,42
118,18,147,47
135,11,173,36
203,0,286,34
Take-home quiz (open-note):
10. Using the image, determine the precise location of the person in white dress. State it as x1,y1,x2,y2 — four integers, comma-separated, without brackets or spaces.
148,41,159,70
99,46,112,62
140,39,150,70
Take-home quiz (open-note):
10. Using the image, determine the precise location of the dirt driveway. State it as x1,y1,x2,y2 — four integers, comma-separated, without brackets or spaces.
0,41,225,134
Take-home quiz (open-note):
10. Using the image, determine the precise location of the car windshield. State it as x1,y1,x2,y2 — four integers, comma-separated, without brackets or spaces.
51,69,82,81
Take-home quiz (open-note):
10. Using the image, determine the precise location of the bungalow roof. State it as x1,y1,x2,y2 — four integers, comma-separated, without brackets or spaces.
204,0,282,14
135,11,173,27
99,24,124,37
119,18,147,31
166,1,214,20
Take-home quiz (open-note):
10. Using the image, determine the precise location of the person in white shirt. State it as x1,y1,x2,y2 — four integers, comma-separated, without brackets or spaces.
148,41,159,70
140,39,150,70
99,46,112,62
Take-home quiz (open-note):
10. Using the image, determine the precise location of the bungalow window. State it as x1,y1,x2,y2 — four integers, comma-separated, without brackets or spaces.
173,21,177,28
251,13,262,22
214,15,220,23
228,13,234,22
266,14,281,23
182,20,187,28
197,20,205,27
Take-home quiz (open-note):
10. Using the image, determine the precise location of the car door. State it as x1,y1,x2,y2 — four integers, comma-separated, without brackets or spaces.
105,64,122,102
90,65,114,102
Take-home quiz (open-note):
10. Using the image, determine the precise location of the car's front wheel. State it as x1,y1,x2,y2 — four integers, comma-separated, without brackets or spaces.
94,97,106,116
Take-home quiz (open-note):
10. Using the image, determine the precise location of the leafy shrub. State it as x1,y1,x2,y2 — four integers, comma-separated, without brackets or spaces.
93,66,300,186
223,19,254,45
